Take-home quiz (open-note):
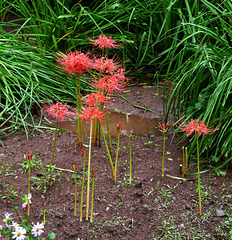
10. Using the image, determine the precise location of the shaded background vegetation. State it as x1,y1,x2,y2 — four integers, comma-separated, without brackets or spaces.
0,0,231,168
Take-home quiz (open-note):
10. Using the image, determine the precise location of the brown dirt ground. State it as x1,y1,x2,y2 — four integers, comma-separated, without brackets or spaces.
0,84,232,240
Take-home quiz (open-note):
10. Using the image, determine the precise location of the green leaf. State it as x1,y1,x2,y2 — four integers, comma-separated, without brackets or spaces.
47,232,56,239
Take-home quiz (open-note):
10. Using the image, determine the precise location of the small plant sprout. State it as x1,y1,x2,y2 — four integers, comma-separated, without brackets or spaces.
178,119,219,215
114,123,122,183
159,123,168,177
43,100,75,186
72,165,78,217
90,168,96,223
129,135,133,185
80,150,87,222
24,151,33,216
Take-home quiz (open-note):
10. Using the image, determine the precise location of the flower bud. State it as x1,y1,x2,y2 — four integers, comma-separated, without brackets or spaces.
129,135,133,142
72,165,77,171
117,123,122,131
81,149,87,158
92,168,96,175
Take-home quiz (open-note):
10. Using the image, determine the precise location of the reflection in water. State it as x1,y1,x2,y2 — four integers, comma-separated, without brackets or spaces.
56,111,161,137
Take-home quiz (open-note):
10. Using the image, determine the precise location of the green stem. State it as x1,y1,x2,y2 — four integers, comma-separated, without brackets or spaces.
162,132,166,177
115,130,121,183
48,120,58,186
75,75,82,147
105,105,112,154
101,124,115,182
27,158,31,216
197,135,202,216
129,136,132,185
80,155,86,222
86,121,93,220
182,147,185,178
74,169,77,216
90,172,95,223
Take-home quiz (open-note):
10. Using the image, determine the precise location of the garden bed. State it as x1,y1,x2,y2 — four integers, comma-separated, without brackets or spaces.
0,84,231,239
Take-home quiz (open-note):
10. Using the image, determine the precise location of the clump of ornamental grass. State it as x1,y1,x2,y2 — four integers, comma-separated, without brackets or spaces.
43,100,75,187
178,120,219,215
159,123,168,177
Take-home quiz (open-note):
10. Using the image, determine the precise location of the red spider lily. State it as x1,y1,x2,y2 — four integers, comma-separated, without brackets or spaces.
43,101,75,121
81,149,87,158
88,34,122,49
57,51,93,76
92,168,96,175
159,123,168,133
178,120,218,137
24,151,33,161
92,73,128,94
79,106,104,123
84,92,107,106
93,56,121,74
117,123,122,131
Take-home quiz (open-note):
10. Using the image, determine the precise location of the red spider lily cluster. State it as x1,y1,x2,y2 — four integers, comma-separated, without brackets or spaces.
43,101,75,121
88,34,122,49
57,51,93,76
178,120,218,137
159,123,168,133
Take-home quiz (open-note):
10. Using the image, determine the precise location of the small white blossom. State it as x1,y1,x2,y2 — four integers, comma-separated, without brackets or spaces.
32,222,44,237
3,212,13,230
22,193,32,208
12,226,27,240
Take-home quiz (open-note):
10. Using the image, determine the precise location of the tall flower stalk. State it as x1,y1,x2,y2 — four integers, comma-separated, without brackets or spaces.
178,120,219,215
80,150,87,222
72,165,78,216
129,135,133,185
78,104,104,221
159,123,168,177
90,168,95,223
115,124,122,183
43,100,75,186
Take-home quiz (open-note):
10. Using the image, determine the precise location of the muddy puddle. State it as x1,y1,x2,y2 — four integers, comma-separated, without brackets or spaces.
56,111,161,137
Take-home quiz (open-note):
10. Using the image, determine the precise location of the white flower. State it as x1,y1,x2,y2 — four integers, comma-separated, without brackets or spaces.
3,212,13,230
31,222,44,237
12,226,27,240
11,221,20,231
22,193,32,208
32,222,44,237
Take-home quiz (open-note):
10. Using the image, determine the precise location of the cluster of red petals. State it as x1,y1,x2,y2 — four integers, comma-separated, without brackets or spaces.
79,106,104,123
92,70,128,94
24,151,33,161
88,34,122,49
159,123,168,133
43,101,75,121
117,123,122,131
85,92,107,106
93,56,121,74
178,120,218,137
57,51,93,76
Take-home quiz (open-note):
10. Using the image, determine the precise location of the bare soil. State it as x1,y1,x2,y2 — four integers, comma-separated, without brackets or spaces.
0,84,232,240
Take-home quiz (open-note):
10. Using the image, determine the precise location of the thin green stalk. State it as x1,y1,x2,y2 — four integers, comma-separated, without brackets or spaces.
80,153,86,222
105,105,112,154
185,147,188,173
182,147,185,178
101,124,115,182
115,127,121,183
43,203,46,226
162,132,166,177
86,121,93,220
27,157,31,216
75,75,82,147
197,135,202,216
129,135,133,185
48,120,58,186
90,169,95,223
73,166,77,216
